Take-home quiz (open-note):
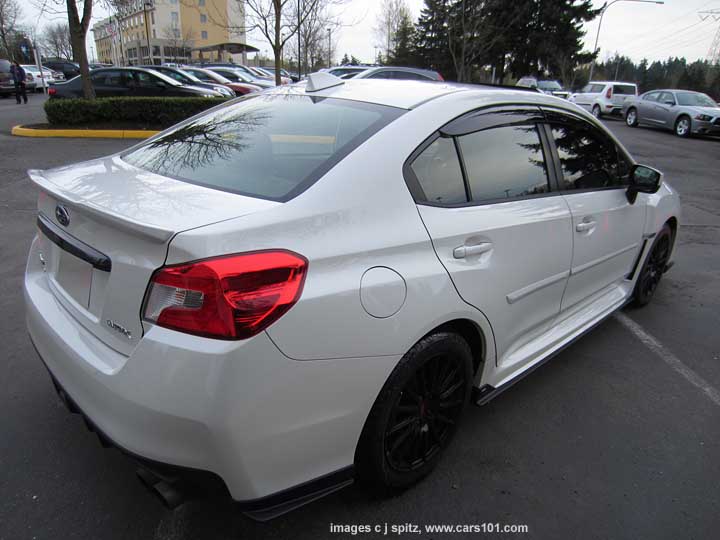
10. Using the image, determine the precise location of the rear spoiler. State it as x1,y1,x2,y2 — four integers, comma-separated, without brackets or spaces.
27,169,174,243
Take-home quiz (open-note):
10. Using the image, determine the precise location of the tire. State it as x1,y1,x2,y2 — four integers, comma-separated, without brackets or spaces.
625,107,638,127
356,331,473,492
633,224,673,307
592,104,602,119
675,115,691,138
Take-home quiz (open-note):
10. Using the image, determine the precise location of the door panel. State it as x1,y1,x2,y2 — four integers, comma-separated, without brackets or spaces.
408,115,573,367
561,190,645,310
653,92,676,126
543,112,646,310
418,199,572,365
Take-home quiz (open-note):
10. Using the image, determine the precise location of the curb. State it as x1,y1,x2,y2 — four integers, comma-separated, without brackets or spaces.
11,125,160,139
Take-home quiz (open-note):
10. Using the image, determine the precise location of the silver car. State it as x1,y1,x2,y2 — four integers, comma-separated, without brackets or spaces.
623,89,720,138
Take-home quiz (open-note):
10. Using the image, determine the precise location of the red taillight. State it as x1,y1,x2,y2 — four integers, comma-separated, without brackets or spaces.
48,87,56,95
606,86,612,99
143,251,308,340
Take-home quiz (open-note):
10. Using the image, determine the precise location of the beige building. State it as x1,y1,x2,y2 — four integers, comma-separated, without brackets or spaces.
92,0,249,66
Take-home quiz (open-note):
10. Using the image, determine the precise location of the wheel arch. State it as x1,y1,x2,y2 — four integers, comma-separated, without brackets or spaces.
420,318,487,378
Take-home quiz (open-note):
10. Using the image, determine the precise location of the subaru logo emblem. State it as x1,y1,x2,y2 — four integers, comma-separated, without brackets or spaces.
55,205,70,227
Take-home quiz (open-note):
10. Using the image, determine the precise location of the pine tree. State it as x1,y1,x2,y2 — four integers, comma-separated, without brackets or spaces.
414,0,455,79
340,53,350,65
388,10,416,66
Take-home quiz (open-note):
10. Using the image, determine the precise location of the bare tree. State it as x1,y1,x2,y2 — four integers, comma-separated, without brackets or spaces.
285,0,341,73
42,22,72,60
32,0,95,97
0,0,21,59
374,0,409,61
161,24,195,63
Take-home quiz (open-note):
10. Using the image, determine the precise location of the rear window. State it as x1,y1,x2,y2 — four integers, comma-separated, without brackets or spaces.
123,94,403,201
613,84,636,95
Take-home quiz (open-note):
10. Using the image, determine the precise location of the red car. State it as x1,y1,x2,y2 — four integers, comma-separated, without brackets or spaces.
180,66,261,96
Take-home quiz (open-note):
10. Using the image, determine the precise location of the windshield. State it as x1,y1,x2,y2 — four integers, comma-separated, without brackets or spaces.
202,70,231,84
123,94,404,201
676,92,717,107
538,80,562,90
174,69,202,83
145,69,183,87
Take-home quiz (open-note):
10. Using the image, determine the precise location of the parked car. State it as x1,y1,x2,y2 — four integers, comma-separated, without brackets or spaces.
262,66,298,82
48,67,222,99
43,59,80,81
325,65,375,79
179,66,260,96
351,66,444,81
569,81,638,118
516,77,569,99
0,57,13,97
89,63,113,70
204,66,271,90
139,65,235,98
25,73,679,518
22,65,64,91
623,89,720,138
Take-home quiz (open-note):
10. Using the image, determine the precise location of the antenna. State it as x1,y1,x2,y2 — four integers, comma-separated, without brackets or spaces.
699,9,720,64
305,72,344,92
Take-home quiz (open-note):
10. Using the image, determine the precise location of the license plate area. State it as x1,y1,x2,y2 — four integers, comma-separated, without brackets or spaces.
53,246,93,308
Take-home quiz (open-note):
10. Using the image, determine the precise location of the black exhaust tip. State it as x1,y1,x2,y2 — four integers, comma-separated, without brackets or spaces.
136,467,186,510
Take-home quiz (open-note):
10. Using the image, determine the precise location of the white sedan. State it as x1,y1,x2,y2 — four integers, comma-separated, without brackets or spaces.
25,74,680,518
21,64,64,91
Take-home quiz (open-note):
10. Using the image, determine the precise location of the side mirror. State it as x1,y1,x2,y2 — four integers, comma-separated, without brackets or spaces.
627,164,662,204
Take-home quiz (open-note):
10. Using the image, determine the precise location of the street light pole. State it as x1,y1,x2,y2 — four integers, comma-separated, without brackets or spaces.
327,27,331,68
588,0,664,81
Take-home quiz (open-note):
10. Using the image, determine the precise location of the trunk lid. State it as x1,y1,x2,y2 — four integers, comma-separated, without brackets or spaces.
30,155,279,355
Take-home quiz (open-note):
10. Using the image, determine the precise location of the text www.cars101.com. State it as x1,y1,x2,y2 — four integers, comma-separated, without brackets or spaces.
329,522,530,535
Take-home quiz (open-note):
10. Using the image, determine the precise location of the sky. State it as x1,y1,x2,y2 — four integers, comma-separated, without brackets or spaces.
20,0,720,65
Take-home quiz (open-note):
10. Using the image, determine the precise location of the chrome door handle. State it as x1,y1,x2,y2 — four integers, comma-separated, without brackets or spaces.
576,221,596,232
453,242,493,259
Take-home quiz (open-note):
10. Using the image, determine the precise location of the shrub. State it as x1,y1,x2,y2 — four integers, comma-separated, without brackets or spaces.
44,97,229,129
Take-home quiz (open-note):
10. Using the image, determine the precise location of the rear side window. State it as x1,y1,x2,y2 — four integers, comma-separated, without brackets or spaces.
458,125,549,203
613,84,636,95
123,95,404,201
410,138,467,205
643,92,659,102
549,121,623,190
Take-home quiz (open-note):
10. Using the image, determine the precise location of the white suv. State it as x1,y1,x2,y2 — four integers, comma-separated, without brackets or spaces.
570,81,638,118
25,74,679,518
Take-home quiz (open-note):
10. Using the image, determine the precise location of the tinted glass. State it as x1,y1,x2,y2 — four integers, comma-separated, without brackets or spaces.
643,92,659,102
658,91,675,104
410,138,466,205
392,71,432,80
676,91,716,107
613,84,636,95
92,70,127,87
459,125,549,203
123,95,403,201
538,80,562,91
550,122,622,190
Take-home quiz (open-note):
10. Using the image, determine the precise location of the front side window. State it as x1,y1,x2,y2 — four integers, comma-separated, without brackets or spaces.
458,124,549,203
550,121,623,190
410,138,466,205
658,91,675,105
123,95,403,201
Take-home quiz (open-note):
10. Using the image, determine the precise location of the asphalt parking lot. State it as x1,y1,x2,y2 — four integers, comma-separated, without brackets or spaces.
1,96,719,540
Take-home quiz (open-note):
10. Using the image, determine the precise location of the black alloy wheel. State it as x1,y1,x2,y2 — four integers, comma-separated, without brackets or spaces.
356,331,473,491
634,224,673,306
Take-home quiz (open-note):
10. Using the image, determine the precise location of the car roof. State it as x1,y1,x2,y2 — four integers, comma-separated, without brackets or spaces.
275,77,576,110
589,81,637,85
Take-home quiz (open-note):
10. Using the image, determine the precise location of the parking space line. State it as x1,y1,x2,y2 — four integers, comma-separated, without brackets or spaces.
615,312,720,407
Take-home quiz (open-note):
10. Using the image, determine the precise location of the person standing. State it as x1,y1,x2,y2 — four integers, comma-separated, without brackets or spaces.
10,61,28,105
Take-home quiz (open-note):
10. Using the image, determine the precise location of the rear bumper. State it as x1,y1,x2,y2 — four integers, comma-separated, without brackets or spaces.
25,235,400,505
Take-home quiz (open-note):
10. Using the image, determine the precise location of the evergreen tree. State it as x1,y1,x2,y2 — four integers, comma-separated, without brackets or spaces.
414,0,455,79
388,10,417,66
340,53,350,65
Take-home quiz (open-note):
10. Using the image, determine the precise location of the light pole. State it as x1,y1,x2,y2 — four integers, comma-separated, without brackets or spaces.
327,27,331,68
588,0,664,81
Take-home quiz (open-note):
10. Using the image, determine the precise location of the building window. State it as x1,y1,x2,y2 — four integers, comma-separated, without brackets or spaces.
151,12,155,25
200,14,207,23
170,0,177,4
152,29,156,38
153,45,161,57
199,0,205,5
201,30,208,39
171,11,178,27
